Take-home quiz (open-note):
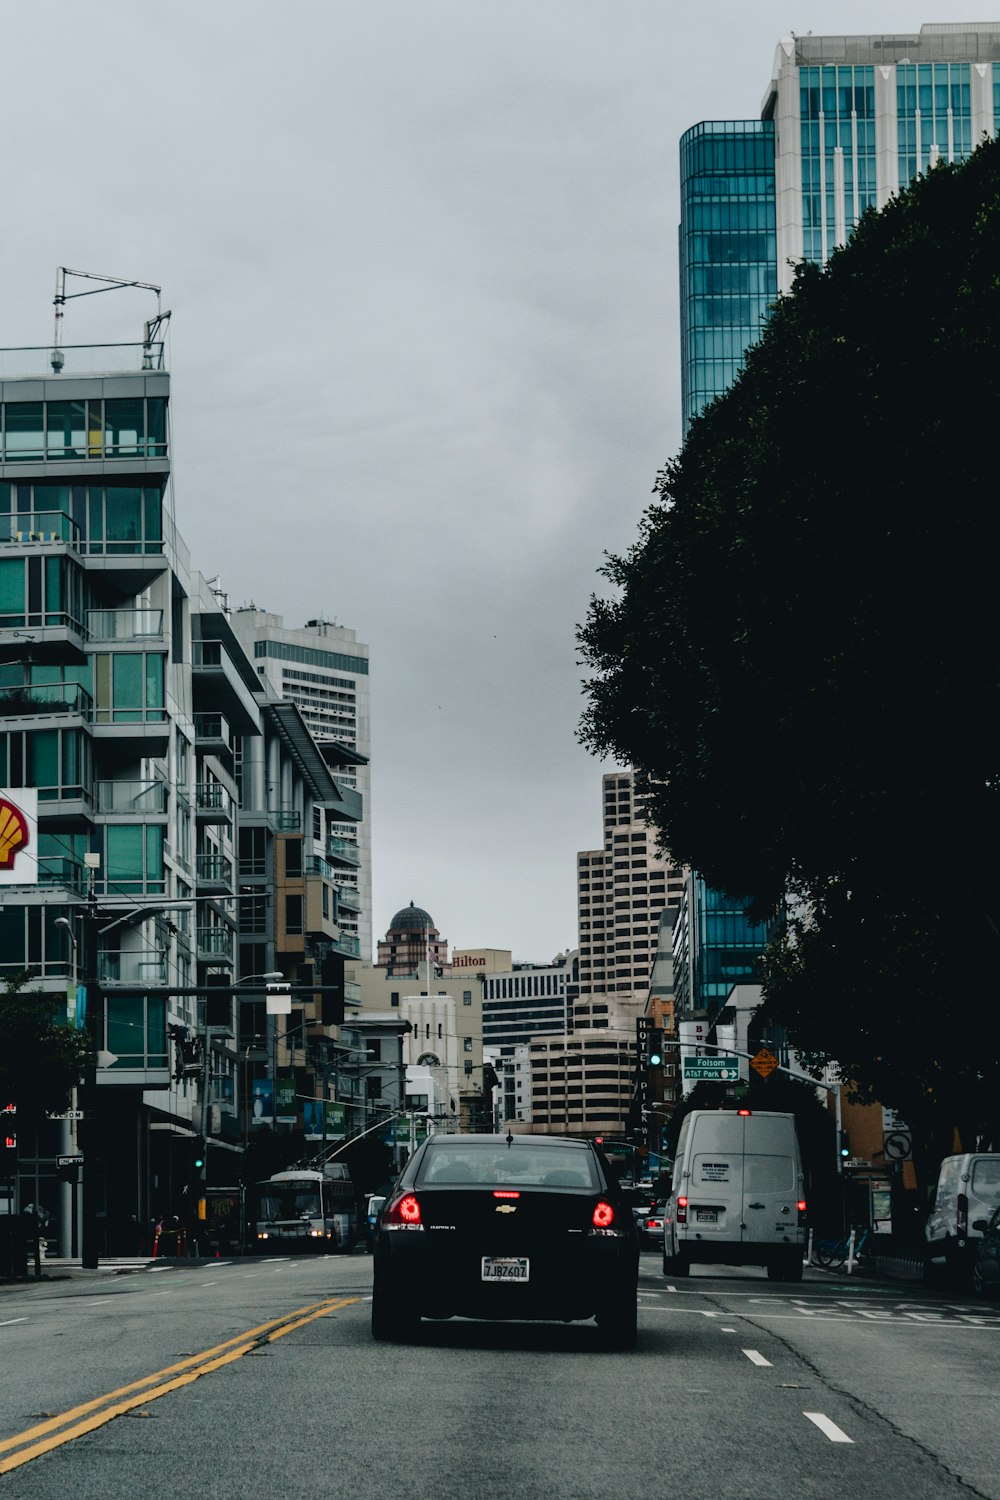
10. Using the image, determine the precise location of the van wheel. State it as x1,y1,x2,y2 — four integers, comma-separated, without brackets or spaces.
664,1249,690,1277
768,1251,803,1282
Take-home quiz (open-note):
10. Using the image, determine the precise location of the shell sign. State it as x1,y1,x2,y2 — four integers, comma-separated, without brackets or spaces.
0,791,37,885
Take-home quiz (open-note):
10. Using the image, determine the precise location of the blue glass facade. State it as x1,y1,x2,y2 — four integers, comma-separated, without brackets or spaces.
679,121,776,428
897,63,972,185
799,66,877,264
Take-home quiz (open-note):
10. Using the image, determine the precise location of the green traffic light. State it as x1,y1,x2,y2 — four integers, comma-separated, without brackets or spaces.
649,1053,662,1067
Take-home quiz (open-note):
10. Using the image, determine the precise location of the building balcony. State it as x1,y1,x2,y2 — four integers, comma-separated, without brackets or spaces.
272,809,301,831
192,640,261,736
326,836,360,868
0,682,93,722
86,607,164,644
195,782,232,822
91,710,169,757
33,856,87,893
196,853,234,892
335,884,362,914
330,931,361,959
305,855,337,881
95,779,167,816
98,950,168,986
196,926,234,963
194,714,233,761
0,508,81,548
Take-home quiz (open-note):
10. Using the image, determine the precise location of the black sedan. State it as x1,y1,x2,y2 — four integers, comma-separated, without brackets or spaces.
371,1133,639,1347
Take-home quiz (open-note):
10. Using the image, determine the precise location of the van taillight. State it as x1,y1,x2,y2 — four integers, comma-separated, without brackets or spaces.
592,1201,615,1229
797,1199,807,1223
384,1193,421,1227
676,1195,688,1225
957,1193,968,1237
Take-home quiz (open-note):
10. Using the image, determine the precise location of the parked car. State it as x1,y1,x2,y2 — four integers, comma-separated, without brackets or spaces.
371,1133,639,1347
662,1109,806,1281
972,1205,1000,1297
925,1153,1000,1287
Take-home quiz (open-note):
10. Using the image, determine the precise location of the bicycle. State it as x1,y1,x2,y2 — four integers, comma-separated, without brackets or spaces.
811,1226,872,1270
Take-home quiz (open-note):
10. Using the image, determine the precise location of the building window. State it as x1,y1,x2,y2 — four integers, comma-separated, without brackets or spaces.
464,1037,473,1052
285,895,303,935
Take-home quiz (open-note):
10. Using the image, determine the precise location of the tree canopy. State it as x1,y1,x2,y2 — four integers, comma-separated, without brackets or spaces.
0,970,93,1118
578,137,1000,1147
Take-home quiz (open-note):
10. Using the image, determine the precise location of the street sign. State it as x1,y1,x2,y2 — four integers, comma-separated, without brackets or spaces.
682,1056,740,1082
883,1131,913,1162
57,1154,84,1168
46,1109,84,1120
750,1048,779,1078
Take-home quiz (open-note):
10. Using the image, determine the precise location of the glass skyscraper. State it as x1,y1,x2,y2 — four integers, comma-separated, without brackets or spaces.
674,24,1000,1024
680,23,1000,423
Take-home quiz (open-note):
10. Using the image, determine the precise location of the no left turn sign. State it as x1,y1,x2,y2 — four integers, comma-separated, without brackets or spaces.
883,1131,913,1161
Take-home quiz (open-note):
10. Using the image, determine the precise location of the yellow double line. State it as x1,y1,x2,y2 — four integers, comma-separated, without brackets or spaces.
0,1296,358,1474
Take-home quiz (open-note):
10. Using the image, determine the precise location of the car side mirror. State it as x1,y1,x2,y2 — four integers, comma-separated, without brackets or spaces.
972,1218,988,1232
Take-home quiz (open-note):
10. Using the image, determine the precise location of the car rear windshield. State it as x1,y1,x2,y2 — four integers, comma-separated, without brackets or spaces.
417,1143,600,1190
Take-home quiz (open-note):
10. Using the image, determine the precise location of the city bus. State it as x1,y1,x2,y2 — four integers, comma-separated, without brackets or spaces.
251,1164,357,1252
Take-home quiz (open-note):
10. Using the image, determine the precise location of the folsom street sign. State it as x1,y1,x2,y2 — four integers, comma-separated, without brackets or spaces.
682,1056,740,1082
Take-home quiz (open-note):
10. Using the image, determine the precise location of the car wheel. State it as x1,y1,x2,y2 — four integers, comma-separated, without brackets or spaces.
371,1281,419,1342
596,1287,638,1350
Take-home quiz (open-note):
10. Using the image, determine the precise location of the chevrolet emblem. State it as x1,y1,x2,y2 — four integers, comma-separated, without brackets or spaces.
495,1203,517,1214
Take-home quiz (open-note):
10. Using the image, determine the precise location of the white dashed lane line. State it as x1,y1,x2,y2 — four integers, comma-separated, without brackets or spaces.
803,1412,854,1444
742,1349,773,1366
0,1318,27,1327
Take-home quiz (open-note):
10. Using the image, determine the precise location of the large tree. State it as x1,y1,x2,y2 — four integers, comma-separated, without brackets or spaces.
578,137,1000,1152
0,970,93,1119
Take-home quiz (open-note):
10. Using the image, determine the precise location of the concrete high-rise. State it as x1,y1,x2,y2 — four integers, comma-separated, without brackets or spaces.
230,608,372,960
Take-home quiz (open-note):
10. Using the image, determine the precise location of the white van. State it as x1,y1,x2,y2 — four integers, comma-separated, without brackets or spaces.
662,1109,806,1281
925,1153,1000,1286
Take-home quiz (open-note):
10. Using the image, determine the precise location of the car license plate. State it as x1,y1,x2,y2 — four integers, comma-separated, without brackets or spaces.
482,1256,529,1282
695,1208,718,1224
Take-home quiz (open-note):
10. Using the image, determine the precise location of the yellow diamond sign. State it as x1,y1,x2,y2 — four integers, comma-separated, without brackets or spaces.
750,1047,779,1078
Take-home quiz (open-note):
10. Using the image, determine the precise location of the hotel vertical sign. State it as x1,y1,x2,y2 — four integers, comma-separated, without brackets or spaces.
0,790,37,885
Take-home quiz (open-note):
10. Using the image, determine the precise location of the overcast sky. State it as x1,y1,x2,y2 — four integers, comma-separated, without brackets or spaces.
3,0,930,962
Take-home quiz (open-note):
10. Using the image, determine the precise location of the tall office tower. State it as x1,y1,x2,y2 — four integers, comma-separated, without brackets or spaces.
231,608,372,960
576,770,686,1005
481,952,577,1059
680,24,1000,424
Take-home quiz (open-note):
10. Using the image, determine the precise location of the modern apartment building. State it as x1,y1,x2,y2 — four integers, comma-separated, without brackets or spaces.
576,769,686,1001
0,332,363,1256
230,608,372,960
680,23,1000,424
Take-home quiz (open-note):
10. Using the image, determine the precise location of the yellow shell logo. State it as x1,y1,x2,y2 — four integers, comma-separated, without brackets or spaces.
0,798,29,869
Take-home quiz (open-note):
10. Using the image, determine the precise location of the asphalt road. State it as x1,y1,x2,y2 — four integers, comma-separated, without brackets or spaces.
2,1252,999,1499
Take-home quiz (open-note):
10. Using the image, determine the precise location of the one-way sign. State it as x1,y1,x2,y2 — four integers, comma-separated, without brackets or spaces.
47,1109,84,1120
57,1154,84,1168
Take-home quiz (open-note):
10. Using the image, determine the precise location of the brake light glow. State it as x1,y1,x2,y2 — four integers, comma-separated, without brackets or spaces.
737,1109,752,1116
797,1199,807,1223
384,1192,422,1228
592,1201,615,1229
676,1195,688,1225
493,1191,521,1199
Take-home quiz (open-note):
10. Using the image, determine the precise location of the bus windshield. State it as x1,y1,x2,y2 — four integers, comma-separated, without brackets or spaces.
257,1184,322,1220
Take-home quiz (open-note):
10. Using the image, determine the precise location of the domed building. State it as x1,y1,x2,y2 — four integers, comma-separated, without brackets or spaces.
376,900,449,978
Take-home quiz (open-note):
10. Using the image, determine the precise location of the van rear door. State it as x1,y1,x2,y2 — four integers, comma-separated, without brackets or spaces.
688,1114,744,1240
740,1120,801,1250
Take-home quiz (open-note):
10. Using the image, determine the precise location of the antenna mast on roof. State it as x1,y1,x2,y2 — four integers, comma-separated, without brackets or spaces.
51,266,170,372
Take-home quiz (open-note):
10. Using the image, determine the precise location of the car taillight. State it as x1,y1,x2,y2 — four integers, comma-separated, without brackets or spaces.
957,1193,968,1237
493,1191,521,1199
592,1201,615,1229
384,1192,421,1227
797,1199,807,1224
676,1195,688,1225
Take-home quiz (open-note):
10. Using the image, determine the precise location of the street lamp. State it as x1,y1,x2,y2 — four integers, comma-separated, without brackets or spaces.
53,917,79,1258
